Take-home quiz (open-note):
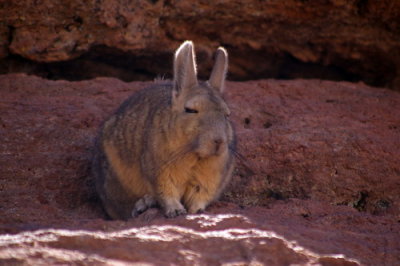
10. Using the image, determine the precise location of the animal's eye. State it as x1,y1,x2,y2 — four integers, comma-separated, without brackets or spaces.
185,107,198,114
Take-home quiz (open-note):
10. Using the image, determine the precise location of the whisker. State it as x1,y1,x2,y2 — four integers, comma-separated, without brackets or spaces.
229,147,255,176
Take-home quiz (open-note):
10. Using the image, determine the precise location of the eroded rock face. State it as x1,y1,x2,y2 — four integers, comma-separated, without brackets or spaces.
0,74,399,264
0,1,400,89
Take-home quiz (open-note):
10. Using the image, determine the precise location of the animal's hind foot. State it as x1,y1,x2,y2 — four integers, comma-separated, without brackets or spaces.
131,195,157,218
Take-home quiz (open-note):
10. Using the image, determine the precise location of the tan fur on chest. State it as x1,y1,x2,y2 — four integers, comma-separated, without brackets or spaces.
158,151,228,213
183,154,227,213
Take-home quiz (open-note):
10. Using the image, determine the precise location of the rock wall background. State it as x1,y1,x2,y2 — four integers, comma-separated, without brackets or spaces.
0,0,400,89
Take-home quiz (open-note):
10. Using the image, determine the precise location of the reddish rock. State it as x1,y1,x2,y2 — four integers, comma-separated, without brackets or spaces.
225,79,400,216
0,1,399,88
0,74,399,265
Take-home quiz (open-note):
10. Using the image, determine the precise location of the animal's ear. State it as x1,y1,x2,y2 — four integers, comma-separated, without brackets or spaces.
208,47,228,93
173,41,198,102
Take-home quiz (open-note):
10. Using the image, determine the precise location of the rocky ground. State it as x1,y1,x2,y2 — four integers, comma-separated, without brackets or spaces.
0,73,399,265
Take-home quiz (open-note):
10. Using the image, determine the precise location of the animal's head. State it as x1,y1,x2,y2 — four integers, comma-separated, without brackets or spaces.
170,41,234,159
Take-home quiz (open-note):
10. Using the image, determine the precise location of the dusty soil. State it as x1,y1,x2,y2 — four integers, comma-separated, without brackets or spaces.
1,1,400,89
0,73,399,265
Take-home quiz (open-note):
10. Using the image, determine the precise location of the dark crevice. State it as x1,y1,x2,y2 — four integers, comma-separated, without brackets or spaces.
244,117,251,126
7,25,15,46
277,53,362,83
356,0,369,16
263,121,272,129
353,191,369,212
73,15,83,25
0,46,173,82
0,45,396,89
264,189,285,200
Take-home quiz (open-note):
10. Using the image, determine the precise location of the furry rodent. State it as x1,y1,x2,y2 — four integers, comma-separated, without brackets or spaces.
93,41,235,219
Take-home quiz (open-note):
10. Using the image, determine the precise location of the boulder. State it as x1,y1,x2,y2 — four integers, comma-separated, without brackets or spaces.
0,1,399,89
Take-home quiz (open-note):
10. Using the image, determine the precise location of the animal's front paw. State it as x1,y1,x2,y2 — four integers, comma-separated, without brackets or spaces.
163,199,187,218
188,201,206,214
165,206,187,218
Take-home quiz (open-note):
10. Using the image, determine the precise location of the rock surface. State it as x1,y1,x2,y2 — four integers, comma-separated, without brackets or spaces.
0,1,400,89
0,74,399,265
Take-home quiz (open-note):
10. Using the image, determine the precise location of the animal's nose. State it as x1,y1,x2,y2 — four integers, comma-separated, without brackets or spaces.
214,138,223,153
